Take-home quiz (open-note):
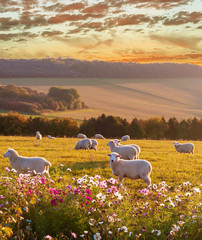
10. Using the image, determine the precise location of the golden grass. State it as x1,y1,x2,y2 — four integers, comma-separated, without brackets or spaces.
0,136,201,190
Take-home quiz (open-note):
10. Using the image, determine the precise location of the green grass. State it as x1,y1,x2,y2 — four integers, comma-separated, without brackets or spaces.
0,137,201,188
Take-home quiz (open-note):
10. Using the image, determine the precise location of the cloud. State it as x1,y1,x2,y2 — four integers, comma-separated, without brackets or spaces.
0,17,19,31
0,32,38,41
60,2,85,12
164,11,202,25
82,2,109,14
20,11,48,28
41,30,64,37
150,34,202,50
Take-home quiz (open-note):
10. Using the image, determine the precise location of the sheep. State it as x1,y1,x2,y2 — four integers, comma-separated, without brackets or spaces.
75,138,92,150
95,134,105,139
107,140,137,160
90,139,98,150
3,148,51,177
113,139,141,159
77,133,87,139
120,135,130,142
174,142,194,154
108,152,152,187
48,135,56,139
36,131,42,141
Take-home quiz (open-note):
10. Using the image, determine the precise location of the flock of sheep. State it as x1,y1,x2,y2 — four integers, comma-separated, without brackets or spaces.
3,131,195,188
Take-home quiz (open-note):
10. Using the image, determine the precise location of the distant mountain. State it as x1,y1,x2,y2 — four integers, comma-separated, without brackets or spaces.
0,58,202,78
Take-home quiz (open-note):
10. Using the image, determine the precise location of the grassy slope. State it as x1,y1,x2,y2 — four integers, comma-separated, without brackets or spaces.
0,136,201,190
0,78,202,121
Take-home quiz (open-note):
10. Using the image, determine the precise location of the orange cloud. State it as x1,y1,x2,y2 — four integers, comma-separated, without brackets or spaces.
82,3,109,14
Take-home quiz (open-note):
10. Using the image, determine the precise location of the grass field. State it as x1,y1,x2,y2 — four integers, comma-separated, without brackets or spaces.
1,78,202,121
0,137,201,239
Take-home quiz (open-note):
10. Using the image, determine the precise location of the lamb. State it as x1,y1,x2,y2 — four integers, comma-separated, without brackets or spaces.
113,139,141,158
90,139,98,150
95,134,105,139
174,142,194,154
107,140,137,160
48,135,56,139
75,138,92,150
3,148,51,177
77,133,87,139
36,131,42,141
108,152,152,187
120,135,130,142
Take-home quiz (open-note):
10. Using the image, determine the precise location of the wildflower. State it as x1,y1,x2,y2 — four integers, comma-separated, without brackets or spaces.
107,178,118,185
129,232,132,237
108,216,114,223
185,192,191,196
5,167,10,172
86,189,91,195
40,177,46,185
151,229,161,236
94,232,101,240
67,168,72,171
153,184,157,189
71,232,77,238
84,231,88,234
86,196,92,201
108,231,112,234
142,228,147,232
140,188,149,195
0,195,5,199
99,180,107,188
193,187,200,193
114,191,123,200
81,204,84,207
89,218,95,226
98,221,103,225
85,201,89,205
180,214,185,219
94,175,101,180
44,235,52,240
11,168,17,172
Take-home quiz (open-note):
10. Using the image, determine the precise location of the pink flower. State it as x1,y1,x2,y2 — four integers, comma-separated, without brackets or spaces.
45,235,52,239
180,214,185,219
71,232,77,238
142,228,147,232
51,199,57,206
5,167,10,172
85,201,89,205
94,175,101,179
40,177,46,185
86,189,92,195
81,203,84,207
86,196,92,201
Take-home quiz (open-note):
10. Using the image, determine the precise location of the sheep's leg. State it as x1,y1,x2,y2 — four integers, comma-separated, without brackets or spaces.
118,175,124,188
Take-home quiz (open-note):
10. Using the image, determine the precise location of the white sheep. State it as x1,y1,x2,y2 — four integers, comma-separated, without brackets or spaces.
48,135,56,139
75,138,92,150
108,152,152,187
120,135,130,142
174,142,194,154
36,131,42,141
113,139,141,158
95,134,105,139
77,133,87,139
107,140,137,160
3,148,51,177
90,139,98,150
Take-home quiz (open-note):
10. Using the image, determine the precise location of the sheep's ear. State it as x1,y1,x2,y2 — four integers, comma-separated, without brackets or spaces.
107,154,111,157
117,155,121,158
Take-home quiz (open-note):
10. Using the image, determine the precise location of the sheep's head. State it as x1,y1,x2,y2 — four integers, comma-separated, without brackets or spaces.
107,152,121,163
173,142,179,146
107,140,114,146
113,139,120,146
3,148,18,158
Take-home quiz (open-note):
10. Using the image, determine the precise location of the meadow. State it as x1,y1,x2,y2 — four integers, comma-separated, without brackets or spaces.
1,77,202,121
0,136,201,239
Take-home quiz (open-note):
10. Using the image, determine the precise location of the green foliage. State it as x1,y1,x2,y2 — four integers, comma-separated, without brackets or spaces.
0,136,201,239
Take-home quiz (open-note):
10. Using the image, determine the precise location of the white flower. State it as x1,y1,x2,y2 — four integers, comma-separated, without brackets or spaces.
144,202,149,207
67,168,72,171
129,232,132,237
94,232,101,240
98,221,103,225
151,229,161,236
160,203,165,207
193,187,200,193
185,192,191,196
108,231,112,234
153,184,157,189
84,231,88,234
108,216,114,223
118,226,128,232
89,218,95,226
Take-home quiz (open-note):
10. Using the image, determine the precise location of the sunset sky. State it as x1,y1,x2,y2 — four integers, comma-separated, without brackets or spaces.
0,0,202,65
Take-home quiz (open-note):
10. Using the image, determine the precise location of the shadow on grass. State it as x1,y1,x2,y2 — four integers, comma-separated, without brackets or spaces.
71,160,108,171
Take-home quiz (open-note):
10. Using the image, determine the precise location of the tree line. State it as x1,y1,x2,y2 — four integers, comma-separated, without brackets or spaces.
0,112,201,140
0,85,88,114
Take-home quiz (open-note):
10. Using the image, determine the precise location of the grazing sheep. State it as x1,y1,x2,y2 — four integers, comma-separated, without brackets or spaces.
48,135,56,139
114,139,141,159
107,140,137,160
3,148,51,177
90,139,98,150
120,135,130,142
36,131,42,141
95,134,105,139
174,142,194,154
77,133,87,139
108,152,152,187
75,138,92,150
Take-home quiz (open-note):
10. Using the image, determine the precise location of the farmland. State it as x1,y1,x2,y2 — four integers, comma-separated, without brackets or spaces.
0,77,202,121
0,136,201,239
